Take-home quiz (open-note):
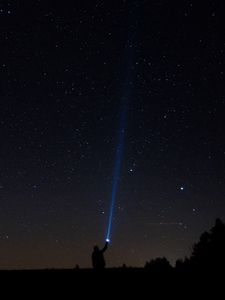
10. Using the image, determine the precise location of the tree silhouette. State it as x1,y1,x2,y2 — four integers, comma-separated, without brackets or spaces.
190,218,225,271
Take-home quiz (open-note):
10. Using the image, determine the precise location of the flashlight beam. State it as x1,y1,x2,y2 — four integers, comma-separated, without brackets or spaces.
106,100,128,242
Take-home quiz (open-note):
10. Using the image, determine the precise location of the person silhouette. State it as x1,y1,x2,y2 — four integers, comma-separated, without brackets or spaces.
92,241,108,270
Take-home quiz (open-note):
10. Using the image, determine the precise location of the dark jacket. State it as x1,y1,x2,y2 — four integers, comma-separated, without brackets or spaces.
92,242,108,269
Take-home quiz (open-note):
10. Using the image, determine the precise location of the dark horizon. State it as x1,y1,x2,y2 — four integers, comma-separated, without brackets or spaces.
1,0,225,269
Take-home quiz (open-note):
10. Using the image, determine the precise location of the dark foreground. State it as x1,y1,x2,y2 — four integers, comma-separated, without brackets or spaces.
0,268,222,296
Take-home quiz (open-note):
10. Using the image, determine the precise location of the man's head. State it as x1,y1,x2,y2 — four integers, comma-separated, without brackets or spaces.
93,245,99,251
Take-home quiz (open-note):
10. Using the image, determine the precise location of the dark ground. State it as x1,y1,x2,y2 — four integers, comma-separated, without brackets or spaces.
0,268,222,297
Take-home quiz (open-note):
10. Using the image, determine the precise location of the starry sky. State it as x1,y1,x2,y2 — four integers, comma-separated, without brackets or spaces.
1,0,225,269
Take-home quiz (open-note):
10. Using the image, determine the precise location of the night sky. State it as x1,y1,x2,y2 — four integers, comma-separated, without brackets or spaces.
1,0,225,269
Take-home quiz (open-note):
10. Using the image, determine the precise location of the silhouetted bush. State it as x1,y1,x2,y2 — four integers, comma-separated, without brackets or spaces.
145,257,173,272
175,257,191,272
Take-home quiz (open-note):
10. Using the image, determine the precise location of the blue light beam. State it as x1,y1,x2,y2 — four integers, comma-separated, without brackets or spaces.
105,2,140,243
106,99,128,242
